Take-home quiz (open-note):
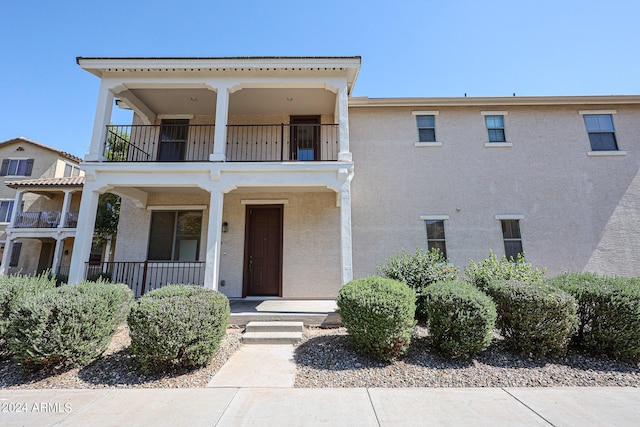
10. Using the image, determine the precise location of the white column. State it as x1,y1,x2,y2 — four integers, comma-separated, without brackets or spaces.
51,237,64,275
85,81,114,162
9,190,23,227
339,176,354,284
0,237,13,275
59,190,73,228
210,85,229,162
336,82,352,162
67,186,100,284
203,187,224,290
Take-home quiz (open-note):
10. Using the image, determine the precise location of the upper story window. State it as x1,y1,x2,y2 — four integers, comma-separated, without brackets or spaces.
416,115,436,142
583,113,618,151
64,163,81,177
0,158,34,177
0,200,14,223
485,115,506,142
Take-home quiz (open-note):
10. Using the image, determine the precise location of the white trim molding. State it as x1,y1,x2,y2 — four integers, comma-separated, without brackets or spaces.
484,142,513,148
481,111,508,116
587,151,627,157
420,215,450,221
146,205,207,211
412,110,440,116
415,142,443,147
494,214,525,220
241,199,289,205
579,109,617,115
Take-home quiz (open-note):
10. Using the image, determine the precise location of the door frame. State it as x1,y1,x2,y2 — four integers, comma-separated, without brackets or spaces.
290,115,321,161
242,204,284,297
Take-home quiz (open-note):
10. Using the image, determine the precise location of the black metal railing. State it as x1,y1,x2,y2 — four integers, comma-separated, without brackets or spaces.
13,211,79,228
226,123,339,161
84,261,206,298
104,124,215,162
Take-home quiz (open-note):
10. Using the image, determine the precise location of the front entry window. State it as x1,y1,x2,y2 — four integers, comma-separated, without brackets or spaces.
148,211,202,261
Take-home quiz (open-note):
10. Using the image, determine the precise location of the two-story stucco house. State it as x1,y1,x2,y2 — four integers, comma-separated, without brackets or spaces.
0,137,83,277
66,56,640,299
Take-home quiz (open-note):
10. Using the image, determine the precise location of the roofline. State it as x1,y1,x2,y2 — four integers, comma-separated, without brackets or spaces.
0,137,82,163
76,55,361,63
348,95,640,107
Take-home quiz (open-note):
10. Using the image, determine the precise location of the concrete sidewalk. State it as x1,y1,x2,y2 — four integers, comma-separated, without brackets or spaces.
1,387,639,426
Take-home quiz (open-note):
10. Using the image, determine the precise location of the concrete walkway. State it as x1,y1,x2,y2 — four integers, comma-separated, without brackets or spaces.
1,386,639,426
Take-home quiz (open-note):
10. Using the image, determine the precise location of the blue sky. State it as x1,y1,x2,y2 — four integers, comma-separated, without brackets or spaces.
1,0,639,157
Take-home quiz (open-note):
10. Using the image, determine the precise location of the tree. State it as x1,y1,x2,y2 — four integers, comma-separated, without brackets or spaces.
94,193,121,245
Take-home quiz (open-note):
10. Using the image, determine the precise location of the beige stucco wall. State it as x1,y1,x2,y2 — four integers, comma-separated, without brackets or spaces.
349,104,640,278
219,191,341,299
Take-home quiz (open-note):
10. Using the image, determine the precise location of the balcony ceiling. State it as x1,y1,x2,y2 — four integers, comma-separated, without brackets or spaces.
124,87,335,117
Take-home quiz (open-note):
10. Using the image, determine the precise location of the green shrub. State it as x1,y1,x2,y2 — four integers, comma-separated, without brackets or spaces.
550,272,640,359
7,280,133,370
337,276,416,361
465,251,546,292
423,281,497,359
128,285,229,372
0,273,57,353
377,248,458,320
485,280,577,358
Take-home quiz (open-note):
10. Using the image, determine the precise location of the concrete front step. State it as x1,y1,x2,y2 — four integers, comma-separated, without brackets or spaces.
245,321,304,333
229,312,341,327
242,331,304,344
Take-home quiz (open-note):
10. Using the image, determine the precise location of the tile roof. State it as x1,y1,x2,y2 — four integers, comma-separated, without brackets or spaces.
4,176,84,189
0,137,82,163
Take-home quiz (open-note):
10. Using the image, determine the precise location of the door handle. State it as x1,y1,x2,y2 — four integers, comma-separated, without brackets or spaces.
248,256,253,273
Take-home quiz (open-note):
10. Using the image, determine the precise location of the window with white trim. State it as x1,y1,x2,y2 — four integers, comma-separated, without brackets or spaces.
63,163,81,177
0,200,14,223
0,158,34,177
501,220,523,260
147,210,202,261
583,114,618,151
425,219,447,258
416,115,436,142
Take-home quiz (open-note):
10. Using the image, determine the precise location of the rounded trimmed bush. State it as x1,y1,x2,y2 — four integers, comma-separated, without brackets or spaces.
377,248,459,320
7,280,133,370
485,280,578,358
337,276,416,361
551,272,640,360
0,273,57,352
128,285,229,372
423,281,497,359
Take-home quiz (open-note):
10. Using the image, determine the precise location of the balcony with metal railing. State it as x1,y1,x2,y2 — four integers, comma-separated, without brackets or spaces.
103,123,340,163
14,211,79,229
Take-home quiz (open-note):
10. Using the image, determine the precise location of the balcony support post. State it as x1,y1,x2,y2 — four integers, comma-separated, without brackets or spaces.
210,85,230,162
0,237,13,276
51,238,64,275
68,185,100,284
336,82,352,162
9,190,23,227
339,170,354,284
203,186,223,290
59,190,73,229
85,81,114,162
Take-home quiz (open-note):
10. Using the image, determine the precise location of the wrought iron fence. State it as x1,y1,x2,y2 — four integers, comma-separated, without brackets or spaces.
84,261,206,298
15,211,61,228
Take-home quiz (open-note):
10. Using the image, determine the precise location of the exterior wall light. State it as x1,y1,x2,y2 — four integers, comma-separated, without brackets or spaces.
222,221,228,233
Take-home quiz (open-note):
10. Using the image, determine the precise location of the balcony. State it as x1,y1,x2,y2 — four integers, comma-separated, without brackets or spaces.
14,211,79,228
104,123,339,163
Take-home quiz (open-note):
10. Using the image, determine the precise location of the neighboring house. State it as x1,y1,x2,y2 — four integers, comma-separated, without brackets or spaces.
0,137,84,277
67,56,640,299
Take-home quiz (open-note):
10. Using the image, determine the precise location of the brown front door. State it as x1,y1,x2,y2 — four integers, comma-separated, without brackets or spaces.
243,205,283,296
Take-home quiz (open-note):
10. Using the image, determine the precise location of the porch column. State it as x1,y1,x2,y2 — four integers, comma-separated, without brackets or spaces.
336,82,352,162
68,186,100,284
85,81,114,162
339,173,354,284
0,237,13,275
203,186,224,290
59,190,73,228
210,85,230,162
51,237,64,275
9,190,23,227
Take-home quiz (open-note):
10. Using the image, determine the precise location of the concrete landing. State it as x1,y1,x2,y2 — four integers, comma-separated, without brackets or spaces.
206,345,296,388
229,299,340,326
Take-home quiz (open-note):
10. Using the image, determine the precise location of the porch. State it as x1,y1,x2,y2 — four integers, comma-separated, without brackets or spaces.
228,299,340,326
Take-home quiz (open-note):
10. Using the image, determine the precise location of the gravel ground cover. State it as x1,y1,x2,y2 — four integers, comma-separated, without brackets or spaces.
294,327,640,388
0,325,243,389
2,325,639,389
